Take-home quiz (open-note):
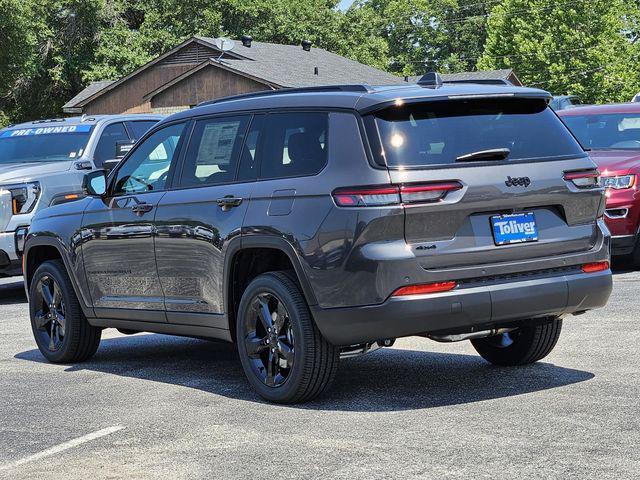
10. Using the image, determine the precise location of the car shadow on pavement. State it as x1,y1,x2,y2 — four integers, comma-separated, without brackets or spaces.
0,280,26,305
15,333,594,412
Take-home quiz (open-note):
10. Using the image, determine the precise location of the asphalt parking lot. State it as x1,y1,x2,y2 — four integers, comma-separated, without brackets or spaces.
0,270,638,480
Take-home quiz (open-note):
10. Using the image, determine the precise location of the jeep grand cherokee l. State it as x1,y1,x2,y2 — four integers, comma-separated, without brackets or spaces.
23,81,612,403
0,115,161,277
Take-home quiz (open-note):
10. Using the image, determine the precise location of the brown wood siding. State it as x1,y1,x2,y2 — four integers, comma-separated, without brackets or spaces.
151,65,270,108
84,64,197,115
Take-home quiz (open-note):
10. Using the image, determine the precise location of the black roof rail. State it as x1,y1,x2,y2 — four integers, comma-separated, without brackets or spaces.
198,84,373,107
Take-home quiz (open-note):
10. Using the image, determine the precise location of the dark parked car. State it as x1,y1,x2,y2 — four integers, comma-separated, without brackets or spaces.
23,81,612,403
559,103,640,262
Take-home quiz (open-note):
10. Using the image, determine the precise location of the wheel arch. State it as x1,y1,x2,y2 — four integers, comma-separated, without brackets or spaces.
224,236,317,341
24,237,94,318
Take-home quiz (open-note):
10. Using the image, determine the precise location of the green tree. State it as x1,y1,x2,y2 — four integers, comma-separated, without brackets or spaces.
0,0,39,125
478,0,640,103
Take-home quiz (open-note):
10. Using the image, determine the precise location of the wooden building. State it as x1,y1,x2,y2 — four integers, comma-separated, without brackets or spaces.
63,37,403,115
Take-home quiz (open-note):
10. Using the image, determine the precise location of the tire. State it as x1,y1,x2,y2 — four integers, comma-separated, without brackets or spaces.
236,271,339,403
471,317,562,366
29,259,101,363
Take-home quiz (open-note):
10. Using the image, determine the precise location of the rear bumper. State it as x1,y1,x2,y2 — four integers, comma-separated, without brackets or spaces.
611,234,636,256
311,269,612,346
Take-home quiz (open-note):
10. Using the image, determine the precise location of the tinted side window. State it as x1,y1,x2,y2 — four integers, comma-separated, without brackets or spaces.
127,121,159,141
179,116,249,187
93,123,129,167
112,122,186,195
260,112,328,179
237,115,265,182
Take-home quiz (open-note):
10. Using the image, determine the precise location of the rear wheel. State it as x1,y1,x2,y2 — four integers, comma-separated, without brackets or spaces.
29,260,101,363
236,271,339,403
471,317,562,366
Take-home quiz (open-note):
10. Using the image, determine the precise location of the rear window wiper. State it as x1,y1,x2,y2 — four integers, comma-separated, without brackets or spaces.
456,148,511,162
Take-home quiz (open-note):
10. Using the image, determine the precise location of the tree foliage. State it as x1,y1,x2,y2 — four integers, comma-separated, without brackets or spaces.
1,0,639,125
478,0,640,103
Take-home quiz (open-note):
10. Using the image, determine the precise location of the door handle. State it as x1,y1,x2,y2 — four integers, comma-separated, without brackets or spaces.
131,203,153,216
216,196,243,211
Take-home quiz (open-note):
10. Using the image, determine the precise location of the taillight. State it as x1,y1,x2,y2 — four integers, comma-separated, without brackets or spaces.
332,182,462,207
581,261,609,273
400,182,462,204
564,170,600,188
332,186,400,207
392,281,458,296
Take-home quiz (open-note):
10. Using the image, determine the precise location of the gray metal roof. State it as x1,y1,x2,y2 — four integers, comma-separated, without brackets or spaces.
63,37,404,111
62,81,115,111
195,37,403,88
408,69,517,84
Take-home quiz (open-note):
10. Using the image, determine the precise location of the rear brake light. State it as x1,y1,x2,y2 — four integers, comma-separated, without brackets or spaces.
392,281,458,296
332,186,400,207
400,182,462,204
332,182,462,207
564,170,600,188
581,261,609,273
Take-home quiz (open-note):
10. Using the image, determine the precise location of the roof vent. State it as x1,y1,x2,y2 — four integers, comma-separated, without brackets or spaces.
241,35,252,48
314,66,319,75
302,40,312,52
417,72,444,87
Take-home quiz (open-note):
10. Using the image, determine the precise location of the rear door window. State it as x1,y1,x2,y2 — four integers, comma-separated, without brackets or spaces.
370,98,584,168
179,116,250,187
259,112,328,179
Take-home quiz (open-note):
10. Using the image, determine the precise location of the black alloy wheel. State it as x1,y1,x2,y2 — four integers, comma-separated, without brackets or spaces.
243,292,295,388
33,275,67,352
236,271,339,403
29,260,102,363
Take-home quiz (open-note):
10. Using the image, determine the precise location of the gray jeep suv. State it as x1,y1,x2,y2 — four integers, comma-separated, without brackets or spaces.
23,81,612,403
0,114,161,277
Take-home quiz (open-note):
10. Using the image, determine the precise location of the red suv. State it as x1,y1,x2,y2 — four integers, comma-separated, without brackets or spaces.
559,103,640,262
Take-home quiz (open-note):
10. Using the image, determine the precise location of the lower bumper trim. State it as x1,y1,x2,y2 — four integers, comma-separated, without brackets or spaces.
311,270,612,346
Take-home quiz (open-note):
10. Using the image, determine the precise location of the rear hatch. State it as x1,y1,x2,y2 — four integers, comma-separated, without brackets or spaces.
366,96,604,271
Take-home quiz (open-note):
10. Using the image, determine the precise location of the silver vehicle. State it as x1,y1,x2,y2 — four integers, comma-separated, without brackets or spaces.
0,115,161,276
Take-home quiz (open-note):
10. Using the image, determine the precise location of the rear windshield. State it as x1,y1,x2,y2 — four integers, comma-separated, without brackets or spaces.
371,98,584,168
561,113,640,150
0,125,93,164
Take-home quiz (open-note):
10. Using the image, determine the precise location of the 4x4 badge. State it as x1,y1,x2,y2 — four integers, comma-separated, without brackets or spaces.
505,176,531,188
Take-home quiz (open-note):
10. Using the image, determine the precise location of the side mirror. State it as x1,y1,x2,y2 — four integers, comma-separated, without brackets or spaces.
82,170,107,196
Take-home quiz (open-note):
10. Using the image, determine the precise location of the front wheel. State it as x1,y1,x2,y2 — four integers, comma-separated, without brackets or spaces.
29,260,101,363
471,318,562,366
236,271,339,403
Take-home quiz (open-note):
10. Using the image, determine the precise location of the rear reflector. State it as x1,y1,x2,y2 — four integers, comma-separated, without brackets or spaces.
392,281,458,296
332,182,462,207
564,170,600,188
581,261,609,273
